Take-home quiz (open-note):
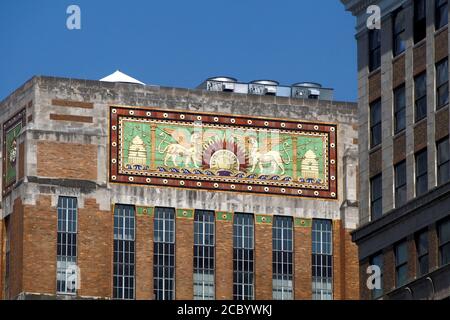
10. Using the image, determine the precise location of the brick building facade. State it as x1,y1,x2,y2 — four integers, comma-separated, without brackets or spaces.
342,0,450,300
0,75,359,300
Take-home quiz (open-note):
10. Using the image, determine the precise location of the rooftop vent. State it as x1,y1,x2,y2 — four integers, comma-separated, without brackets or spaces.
197,77,334,100
291,82,327,100
249,80,279,96
204,76,238,92
100,70,145,85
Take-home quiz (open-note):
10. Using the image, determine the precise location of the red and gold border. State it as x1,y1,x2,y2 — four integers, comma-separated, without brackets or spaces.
109,106,338,199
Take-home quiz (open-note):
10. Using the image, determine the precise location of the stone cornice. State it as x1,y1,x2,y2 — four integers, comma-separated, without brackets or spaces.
341,0,379,15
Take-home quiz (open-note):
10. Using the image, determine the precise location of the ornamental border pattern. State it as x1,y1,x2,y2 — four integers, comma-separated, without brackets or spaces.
2,108,26,196
109,106,337,199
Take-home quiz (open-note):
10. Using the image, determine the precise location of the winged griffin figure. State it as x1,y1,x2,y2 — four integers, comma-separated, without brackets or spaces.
158,128,203,168
247,136,291,175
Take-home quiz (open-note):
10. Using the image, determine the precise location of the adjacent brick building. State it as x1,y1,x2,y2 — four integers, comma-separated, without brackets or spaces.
342,0,450,300
0,74,359,300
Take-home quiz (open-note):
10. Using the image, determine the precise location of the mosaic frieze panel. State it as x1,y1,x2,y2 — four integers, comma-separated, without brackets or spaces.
109,106,337,199
2,109,26,196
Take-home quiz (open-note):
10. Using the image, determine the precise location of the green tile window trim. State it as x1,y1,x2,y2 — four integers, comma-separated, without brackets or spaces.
294,218,312,228
136,206,154,217
216,211,233,222
255,214,272,224
176,208,194,219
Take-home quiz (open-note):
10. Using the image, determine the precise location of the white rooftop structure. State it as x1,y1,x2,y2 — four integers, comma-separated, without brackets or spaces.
100,70,145,85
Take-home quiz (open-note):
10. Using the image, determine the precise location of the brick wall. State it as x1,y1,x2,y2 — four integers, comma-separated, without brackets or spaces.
0,218,3,300
254,218,272,300
294,223,311,299
369,70,381,103
392,55,405,89
215,213,233,300
370,148,382,177
343,228,360,300
22,195,56,295
136,210,153,300
37,141,97,180
10,198,24,298
78,198,112,298
407,237,417,280
383,247,395,293
332,221,360,300
333,220,344,300
359,259,371,300
435,27,448,63
414,121,428,152
435,108,449,141
393,133,406,165
429,224,439,271
413,41,426,76
175,214,194,300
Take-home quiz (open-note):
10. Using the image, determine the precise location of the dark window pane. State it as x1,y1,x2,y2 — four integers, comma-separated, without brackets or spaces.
414,0,427,43
393,9,406,56
394,86,406,133
395,161,407,207
370,100,382,148
436,59,449,109
415,73,427,122
416,149,428,196
395,241,408,287
437,137,450,185
371,174,383,220
436,0,449,30
369,29,381,71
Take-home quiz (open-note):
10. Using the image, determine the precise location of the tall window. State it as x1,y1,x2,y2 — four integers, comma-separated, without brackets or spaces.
414,0,426,43
438,218,450,266
437,137,450,185
233,213,254,300
312,219,333,300
272,216,293,300
394,85,406,133
154,207,175,300
393,8,406,56
436,58,449,109
415,149,428,196
395,240,408,288
113,204,135,300
369,29,381,71
395,161,407,207
370,253,383,299
415,229,429,276
57,197,78,295
193,210,215,300
371,174,383,220
436,0,449,30
414,72,427,122
370,99,382,148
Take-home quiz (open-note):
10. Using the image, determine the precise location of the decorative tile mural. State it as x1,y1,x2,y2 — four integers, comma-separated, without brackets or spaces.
2,109,26,196
109,106,337,199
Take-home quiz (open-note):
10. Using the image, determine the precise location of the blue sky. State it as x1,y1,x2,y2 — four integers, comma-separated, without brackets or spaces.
0,0,356,102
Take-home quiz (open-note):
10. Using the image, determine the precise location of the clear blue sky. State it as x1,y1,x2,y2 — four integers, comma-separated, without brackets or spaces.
0,0,356,102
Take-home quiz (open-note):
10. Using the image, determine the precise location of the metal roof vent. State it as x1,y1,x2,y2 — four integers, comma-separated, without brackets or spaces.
205,76,238,92
292,82,323,100
249,80,279,96
292,82,322,88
